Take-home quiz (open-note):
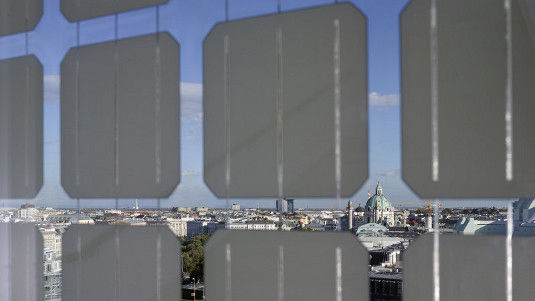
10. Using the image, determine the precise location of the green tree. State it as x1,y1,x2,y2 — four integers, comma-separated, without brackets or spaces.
441,208,453,215
182,234,211,282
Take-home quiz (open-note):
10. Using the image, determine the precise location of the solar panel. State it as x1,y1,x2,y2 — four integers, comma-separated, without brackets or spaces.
205,231,369,301
62,225,180,301
204,3,368,198
61,33,180,198
60,0,168,22
401,0,535,198
0,55,43,199
0,0,42,37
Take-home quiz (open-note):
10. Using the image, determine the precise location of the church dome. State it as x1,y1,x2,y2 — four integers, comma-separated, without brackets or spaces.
355,204,365,212
365,183,394,212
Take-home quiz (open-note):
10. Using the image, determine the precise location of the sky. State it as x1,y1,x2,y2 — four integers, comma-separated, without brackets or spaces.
0,0,510,209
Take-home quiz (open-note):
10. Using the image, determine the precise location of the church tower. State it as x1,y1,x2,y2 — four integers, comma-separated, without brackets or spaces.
347,200,354,230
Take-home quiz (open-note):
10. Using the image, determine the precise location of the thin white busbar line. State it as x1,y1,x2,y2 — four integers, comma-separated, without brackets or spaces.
430,0,439,182
278,245,285,301
433,200,440,301
506,201,513,301
156,230,162,301
504,0,514,182
75,20,81,187
224,35,231,203
114,226,121,300
76,231,81,301
336,247,342,301
225,243,232,301
25,235,30,301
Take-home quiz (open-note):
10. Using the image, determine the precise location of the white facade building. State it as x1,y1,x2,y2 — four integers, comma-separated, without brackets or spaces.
17,206,38,220
167,218,188,237
226,221,277,231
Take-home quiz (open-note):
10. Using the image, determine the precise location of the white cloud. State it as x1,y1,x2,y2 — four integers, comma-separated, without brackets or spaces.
369,92,399,107
181,82,203,123
44,75,60,103
181,82,202,100
181,170,202,177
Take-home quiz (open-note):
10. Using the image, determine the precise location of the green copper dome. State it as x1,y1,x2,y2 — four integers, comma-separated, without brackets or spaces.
365,183,394,211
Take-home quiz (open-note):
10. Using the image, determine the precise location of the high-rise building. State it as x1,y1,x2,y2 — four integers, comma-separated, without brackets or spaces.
276,199,294,213
276,199,288,213
287,199,295,214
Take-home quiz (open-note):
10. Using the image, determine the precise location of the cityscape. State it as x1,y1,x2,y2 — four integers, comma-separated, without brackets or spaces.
0,0,534,300
2,183,534,300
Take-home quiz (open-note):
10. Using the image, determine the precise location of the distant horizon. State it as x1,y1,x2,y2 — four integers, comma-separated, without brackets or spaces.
1,199,514,210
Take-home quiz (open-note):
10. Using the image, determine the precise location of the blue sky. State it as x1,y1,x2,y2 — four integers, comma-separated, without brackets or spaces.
0,0,509,209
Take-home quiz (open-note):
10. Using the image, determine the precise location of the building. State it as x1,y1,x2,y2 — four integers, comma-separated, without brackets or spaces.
206,222,225,234
276,199,288,213
40,228,63,258
46,214,94,225
40,227,64,300
167,218,188,237
275,199,295,214
187,221,209,237
355,204,365,217
454,199,535,235
369,272,403,301
365,183,396,226
172,207,191,213
120,218,147,226
356,223,409,269
286,199,295,214
226,221,277,231
17,204,38,220
453,218,507,235
514,198,535,227
104,209,122,215
231,204,240,211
